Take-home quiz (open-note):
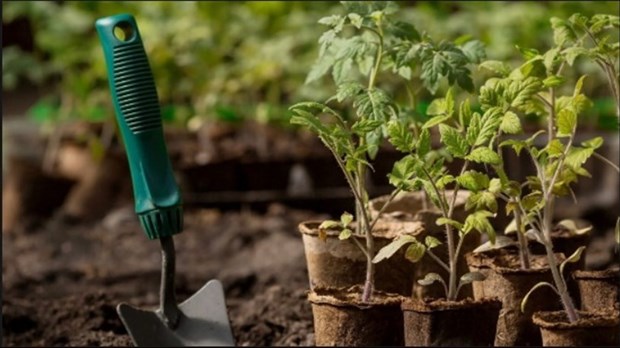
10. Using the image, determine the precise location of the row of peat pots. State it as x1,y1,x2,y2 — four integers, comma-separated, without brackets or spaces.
298,191,620,347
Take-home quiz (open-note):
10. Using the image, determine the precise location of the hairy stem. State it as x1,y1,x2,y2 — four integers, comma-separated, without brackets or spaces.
514,202,531,269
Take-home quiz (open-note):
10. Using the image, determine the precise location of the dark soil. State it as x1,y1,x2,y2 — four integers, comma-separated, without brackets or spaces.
2,203,328,346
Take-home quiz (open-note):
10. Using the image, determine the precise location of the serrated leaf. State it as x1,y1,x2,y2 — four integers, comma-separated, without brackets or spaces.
352,119,383,135
424,236,442,249
418,272,445,286
336,82,364,102
459,40,486,64
466,147,501,165
387,121,415,153
547,139,565,158
463,211,496,243
347,13,363,29
559,246,586,274
556,108,576,136
457,170,490,191
473,236,517,253
573,75,587,97
521,282,558,313
562,46,588,66
564,146,594,170
372,234,418,263
405,242,426,263
439,124,468,157
500,111,522,134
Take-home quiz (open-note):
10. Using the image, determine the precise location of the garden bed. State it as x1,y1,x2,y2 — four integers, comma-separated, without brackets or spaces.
2,203,326,346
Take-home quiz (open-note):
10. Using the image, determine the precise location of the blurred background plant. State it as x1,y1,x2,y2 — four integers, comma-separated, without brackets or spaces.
2,0,618,136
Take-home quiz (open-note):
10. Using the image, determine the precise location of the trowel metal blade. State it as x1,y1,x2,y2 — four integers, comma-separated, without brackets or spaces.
117,279,235,347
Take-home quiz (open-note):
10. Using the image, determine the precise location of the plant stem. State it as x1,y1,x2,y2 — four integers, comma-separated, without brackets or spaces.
514,201,531,269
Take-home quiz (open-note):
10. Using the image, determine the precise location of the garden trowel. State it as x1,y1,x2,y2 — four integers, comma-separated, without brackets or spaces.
95,14,235,347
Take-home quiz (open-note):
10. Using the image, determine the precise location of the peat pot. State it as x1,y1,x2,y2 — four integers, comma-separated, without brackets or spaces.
466,248,565,346
532,310,620,346
401,297,501,346
573,268,620,313
308,286,404,346
369,190,479,299
299,220,424,296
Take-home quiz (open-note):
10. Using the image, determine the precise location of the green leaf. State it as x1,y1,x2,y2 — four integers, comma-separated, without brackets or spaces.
556,108,576,136
340,212,354,227
543,75,565,88
457,170,490,191
565,146,595,170
372,234,418,263
439,124,468,157
424,236,442,249
543,48,560,72
500,111,522,134
352,119,383,135
405,242,426,263
386,20,421,42
423,114,452,129
581,137,603,150
347,13,363,29
573,75,587,97
459,40,486,64
562,46,588,66
319,220,340,230
458,271,486,287
466,147,501,165
547,139,565,158
387,121,415,153
336,81,364,102
388,155,417,190
521,282,558,313
436,217,464,230
463,210,496,243
473,236,517,253
416,128,431,156
459,99,473,127
550,17,576,47
339,228,352,240
555,219,593,236
488,178,502,194
559,246,586,275
479,60,511,76
418,272,445,286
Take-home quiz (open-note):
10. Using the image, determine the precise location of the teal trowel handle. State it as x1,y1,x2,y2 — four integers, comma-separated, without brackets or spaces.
96,14,182,240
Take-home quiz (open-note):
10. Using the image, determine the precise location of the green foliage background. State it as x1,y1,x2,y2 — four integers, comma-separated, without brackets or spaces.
2,1,618,130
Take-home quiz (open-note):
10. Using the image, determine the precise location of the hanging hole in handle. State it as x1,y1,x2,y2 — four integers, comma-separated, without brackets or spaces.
113,21,135,42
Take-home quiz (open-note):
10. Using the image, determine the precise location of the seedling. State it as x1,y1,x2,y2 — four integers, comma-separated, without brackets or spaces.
290,1,482,302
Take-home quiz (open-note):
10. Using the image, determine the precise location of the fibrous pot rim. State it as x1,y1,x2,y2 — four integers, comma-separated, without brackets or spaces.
532,310,620,330
465,249,566,275
573,268,620,280
401,296,502,313
298,219,424,240
308,285,404,310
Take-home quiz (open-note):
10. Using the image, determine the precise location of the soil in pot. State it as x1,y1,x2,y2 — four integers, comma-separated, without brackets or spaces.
401,297,501,346
308,286,404,346
532,310,620,346
574,268,620,313
368,190,479,300
299,220,424,296
466,248,566,346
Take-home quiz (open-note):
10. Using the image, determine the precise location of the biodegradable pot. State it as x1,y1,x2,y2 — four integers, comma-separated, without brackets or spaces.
533,310,620,346
401,297,502,346
369,190,479,299
308,286,404,346
466,248,566,346
574,268,620,313
299,220,424,296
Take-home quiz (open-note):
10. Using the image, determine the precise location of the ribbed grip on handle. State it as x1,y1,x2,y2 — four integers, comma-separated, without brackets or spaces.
113,42,161,133
96,14,182,240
